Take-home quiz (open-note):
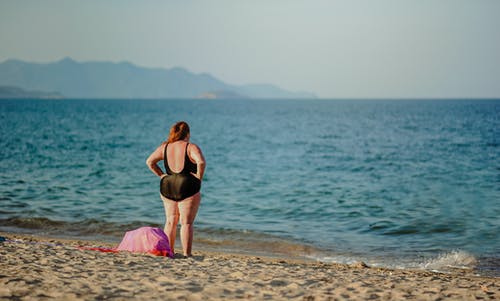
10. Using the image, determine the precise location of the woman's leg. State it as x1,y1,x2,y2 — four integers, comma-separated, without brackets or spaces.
178,192,201,257
161,195,180,254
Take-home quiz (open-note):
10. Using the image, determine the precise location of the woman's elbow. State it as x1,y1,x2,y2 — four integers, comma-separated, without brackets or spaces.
146,157,156,167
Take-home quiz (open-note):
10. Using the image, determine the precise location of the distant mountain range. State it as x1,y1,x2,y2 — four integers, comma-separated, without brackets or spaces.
0,57,315,99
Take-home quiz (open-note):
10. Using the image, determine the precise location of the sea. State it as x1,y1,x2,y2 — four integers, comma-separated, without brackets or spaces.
1,98,498,276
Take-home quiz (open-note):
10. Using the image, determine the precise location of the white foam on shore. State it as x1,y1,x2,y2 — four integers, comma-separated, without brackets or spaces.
419,250,477,271
306,252,369,266
306,250,478,273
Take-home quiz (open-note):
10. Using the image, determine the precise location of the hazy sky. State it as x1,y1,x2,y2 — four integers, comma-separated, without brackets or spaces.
1,0,499,98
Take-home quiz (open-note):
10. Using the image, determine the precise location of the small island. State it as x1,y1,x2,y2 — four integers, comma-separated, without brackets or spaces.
198,90,249,99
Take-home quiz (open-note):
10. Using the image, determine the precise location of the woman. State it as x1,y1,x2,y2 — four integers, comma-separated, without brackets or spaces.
146,121,206,257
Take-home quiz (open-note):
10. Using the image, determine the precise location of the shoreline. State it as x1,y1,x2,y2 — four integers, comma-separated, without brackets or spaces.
1,225,494,276
1,231,498,300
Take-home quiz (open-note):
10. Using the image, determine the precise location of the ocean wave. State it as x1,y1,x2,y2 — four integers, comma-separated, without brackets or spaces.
309,249,483,275
0,217,158,239
419,250,478,271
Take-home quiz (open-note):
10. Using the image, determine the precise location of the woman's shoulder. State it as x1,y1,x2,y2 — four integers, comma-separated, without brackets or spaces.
188,142,201,148
187,142,203,153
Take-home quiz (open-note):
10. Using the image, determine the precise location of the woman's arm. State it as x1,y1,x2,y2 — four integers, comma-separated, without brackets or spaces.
146,143,166,177
188,143,206,180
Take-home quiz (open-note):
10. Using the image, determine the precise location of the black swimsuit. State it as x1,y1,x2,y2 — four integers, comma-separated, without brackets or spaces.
160,143,200,201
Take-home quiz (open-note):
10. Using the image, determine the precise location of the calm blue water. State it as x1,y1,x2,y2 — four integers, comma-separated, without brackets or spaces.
1,99,499,274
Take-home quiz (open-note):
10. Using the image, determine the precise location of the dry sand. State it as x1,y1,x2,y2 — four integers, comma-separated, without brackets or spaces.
0,232,498,300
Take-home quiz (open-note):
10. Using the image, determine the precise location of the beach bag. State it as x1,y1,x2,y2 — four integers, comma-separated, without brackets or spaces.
116,226,174,257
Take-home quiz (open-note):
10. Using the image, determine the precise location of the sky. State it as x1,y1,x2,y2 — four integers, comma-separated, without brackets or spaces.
1,0,499,98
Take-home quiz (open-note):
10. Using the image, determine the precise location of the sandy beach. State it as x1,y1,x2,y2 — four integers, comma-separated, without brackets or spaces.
0,232,498,300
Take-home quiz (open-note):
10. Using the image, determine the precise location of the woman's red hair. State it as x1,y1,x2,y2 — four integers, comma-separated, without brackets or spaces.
167,121,190,143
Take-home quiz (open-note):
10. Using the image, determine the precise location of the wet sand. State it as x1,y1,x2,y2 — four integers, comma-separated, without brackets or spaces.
0,232,498,300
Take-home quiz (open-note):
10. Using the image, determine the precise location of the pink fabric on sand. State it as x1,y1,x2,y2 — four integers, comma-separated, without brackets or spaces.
115,227,173,257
